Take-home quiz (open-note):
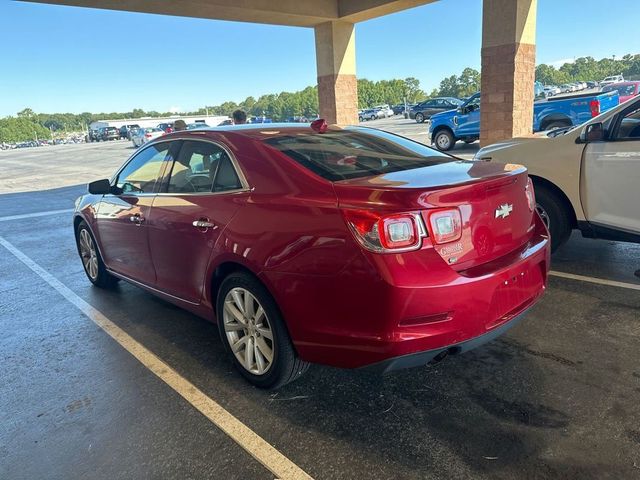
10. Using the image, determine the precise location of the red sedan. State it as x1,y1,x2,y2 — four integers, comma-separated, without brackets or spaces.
74,121,550,388
603,81,640,104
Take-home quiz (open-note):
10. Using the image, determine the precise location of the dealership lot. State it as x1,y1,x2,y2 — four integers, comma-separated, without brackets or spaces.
1,126,640,479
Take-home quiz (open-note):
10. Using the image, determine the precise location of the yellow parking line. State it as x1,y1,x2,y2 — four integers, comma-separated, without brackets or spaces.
0,235,313,480
549,270,640,291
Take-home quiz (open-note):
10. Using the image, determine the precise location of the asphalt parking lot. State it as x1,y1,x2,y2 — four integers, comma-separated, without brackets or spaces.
1,123,639,479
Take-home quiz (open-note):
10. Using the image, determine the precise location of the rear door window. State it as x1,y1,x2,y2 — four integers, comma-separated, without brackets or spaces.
264,129,453,182
166,141,243,193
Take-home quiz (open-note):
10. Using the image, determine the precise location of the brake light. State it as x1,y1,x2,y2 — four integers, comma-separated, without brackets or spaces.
342,210,425,253
145,133,152,138
590,99,600,117
426,209,462,244
525,178,536,211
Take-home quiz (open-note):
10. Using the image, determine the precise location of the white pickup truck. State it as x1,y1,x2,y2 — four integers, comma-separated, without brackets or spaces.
475,95,640,252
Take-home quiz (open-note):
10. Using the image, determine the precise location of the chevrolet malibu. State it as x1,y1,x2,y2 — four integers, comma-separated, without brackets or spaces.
74,121,550,388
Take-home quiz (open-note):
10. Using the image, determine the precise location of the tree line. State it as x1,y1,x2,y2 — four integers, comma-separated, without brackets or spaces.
3,53,640,143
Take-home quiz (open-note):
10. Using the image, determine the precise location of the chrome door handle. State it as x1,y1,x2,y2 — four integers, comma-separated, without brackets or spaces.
130,214,145,225
192,219,216,229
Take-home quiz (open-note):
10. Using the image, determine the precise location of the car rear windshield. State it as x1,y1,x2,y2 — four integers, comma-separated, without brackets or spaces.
264,128,454,181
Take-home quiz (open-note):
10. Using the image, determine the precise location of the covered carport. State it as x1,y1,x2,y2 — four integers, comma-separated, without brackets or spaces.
4,2,640,480
26,0,538,145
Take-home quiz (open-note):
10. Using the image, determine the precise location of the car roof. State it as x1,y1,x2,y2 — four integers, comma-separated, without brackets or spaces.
158,123,318,141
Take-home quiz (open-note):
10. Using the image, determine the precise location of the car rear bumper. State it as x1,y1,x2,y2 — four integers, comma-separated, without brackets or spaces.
360,308,528,374
262,217,550,370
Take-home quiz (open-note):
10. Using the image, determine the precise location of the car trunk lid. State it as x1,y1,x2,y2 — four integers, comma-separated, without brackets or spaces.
334,161,535,270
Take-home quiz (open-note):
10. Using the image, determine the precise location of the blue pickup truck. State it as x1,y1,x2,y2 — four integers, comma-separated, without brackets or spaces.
427,90,619,150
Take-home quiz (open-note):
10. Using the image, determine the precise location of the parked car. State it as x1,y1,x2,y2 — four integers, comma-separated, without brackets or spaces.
131,127,164,147
157,122,174,134
359,108,381,121
409,97,463,123
249,117,273,124
88,129,101,142
586,81,599,89
73,122,549,388
543,86,561,97
99,126,120,141
373,105,394,117
119,124,141,140
602,81,640,104
428,90,619,151
186,122,209,130
474,93,640,252
601,75,624,87
391,104,406,115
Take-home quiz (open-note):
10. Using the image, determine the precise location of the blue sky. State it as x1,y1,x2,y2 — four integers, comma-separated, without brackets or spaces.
1,0,638,116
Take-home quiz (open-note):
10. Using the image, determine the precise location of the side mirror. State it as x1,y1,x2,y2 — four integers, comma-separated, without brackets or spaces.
579,122,604,143
457,106,465,114
88,179,112,195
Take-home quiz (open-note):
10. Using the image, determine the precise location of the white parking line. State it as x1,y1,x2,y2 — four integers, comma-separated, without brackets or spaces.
0,235,312,480
0,208,74,222
550,270,640,291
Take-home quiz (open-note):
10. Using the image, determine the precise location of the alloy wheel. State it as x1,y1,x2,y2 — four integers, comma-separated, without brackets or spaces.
223,287,274,376
79,229,99,281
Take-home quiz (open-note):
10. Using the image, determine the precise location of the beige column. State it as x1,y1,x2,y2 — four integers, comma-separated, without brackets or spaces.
480,0,537,146
314,21,358,125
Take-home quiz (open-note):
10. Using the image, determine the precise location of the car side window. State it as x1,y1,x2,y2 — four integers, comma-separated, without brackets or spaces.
116,143,169,194
166,141,242,193
214,155,243,192
615,107,640,140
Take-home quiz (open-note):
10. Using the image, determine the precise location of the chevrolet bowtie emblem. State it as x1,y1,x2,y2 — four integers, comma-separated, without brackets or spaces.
495,204,513,219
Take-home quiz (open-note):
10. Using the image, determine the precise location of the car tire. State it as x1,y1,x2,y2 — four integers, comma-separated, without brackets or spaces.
434,129,455,151
533,183,572,252
415,113,424,123
217,272,309,389
76,221,119,288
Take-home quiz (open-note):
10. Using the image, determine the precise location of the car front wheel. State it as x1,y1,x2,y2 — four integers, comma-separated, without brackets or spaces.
434,130,455,151
217,272,309,389
76,221,119,288
415,113,424,123
533,184,572,252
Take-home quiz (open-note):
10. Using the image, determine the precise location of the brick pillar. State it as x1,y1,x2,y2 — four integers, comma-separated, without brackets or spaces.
314,21,358,125
480,0,537,146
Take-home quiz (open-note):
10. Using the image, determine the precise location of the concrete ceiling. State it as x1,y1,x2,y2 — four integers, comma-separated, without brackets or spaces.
22,0,438,27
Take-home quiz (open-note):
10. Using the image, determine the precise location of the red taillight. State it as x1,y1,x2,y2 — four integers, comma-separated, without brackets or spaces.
342,209,425,253
426,209,462,244
525,178,536,211
590,99,600,117
380,214,418,249
145,133,152,138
